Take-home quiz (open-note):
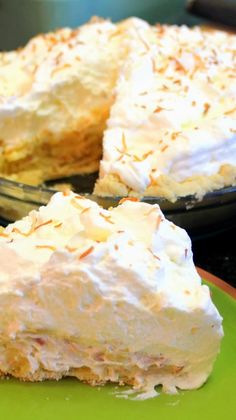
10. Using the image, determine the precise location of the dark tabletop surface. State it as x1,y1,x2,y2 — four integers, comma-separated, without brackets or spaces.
192,226,236,288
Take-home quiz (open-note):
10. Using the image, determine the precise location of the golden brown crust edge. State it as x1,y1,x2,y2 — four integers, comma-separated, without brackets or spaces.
94,164,236,201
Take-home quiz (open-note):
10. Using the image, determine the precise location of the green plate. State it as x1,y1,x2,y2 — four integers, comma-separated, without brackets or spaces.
0,273,235,420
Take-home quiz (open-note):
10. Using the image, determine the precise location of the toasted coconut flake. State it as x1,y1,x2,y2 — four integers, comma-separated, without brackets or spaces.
115,133,129,157
224,107,236,115
142,150,153,159
99,212,114,224
35,245,56,251
108,27,123,39
12,225,34,237
54,222,63,228
65,245,77,253
161,145,169,153
154,106,171,113
55,51,63,65
193,52,204,69
117,154,123,161
160,84,169,91
149,174,157,186
203,103,210,115
148,247,160,260
122,132,127,152
34,220,53,231
156,215,162,229
119,197,139,204
144,207,157,216
154,106,165,113
172,57,187,73
81,207,90,214
71,198,84,210
151,58,158,73
133,150,153,162
0,232,9,238
79,246,94,260
76,40,85,46
135,28,150,51
158,63,169,74
171,131,181,140
155,23,165,34
51,63,72,76
74,195,85,200
133,154,142,162
62,190,71,197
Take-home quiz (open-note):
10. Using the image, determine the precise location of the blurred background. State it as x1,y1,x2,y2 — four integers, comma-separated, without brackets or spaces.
0,0,201,50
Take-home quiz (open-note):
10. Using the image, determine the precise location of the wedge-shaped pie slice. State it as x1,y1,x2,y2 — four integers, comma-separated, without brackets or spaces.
0,191,223,399
0,17,153,185
95,25,236,201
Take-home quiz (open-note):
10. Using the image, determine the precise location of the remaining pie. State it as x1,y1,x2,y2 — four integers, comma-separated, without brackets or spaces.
0,18,235,200
94,24,236,201
0,191,223,399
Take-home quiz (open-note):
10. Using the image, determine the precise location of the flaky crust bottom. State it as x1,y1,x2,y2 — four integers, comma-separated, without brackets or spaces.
0,366,135,388
94,164,236,202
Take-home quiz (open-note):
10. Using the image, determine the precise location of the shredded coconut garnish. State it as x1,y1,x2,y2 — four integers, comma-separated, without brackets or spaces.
79,246,94,259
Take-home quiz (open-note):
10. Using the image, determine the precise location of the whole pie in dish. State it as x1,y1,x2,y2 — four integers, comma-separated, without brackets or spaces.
0,191,223,399
0,18,235,200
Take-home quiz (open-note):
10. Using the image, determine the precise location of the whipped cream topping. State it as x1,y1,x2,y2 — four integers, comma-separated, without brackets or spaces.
0,192,223,395
98,25,236,193
0,17,150,150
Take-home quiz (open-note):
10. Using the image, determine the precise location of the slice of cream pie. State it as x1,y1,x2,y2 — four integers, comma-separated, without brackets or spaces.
95,25,236,201
0,191,223,398
0,17,152,185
